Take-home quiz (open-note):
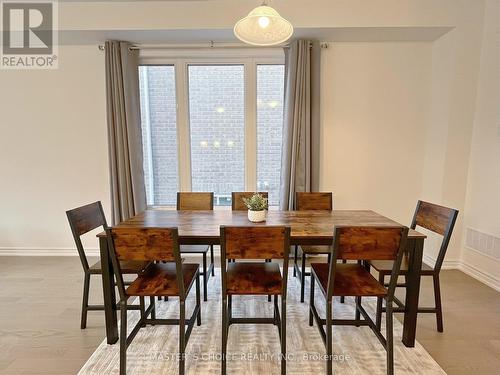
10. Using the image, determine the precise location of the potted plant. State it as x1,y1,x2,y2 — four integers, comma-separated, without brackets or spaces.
242,193,269,223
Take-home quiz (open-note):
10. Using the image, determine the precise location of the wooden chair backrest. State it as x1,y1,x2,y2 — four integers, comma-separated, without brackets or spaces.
296,192,333,210
109,227,178,262
231,192,269,211
326,226,409,301
412,201,458,236
66,201,107,271
334,226,408,261
411,200,458,272
221,226,290,260
177,192,214,210
106,227,184,300
66,201,106,236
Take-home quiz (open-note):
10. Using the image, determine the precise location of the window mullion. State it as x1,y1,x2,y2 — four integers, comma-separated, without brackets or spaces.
245,59,257,191
176,60,192,192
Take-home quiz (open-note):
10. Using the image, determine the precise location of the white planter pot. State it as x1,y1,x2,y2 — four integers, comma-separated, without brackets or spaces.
248,209,266,223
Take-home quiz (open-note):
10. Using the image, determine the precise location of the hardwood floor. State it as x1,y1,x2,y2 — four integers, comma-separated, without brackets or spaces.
0,256,498,374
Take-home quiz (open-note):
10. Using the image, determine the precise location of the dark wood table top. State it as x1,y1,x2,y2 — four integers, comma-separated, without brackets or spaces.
99,209,425,245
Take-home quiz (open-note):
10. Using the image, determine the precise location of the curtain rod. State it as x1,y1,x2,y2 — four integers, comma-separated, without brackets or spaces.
97,42,329,51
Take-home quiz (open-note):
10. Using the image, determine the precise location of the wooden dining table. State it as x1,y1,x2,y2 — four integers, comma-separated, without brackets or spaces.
98,209,426,348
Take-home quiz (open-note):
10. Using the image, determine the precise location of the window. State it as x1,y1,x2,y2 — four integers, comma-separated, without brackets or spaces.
257,65,285,206
138,54,285,207
188,65,245,205
139,65,178,206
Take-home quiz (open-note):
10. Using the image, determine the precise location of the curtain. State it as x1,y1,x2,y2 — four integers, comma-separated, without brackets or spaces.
105,41,146,224
279,40,321,210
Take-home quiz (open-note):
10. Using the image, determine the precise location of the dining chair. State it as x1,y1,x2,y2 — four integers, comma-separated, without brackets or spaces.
309,226,408,375
220,226,291,375
66,201,150,329
294,192,335,302
370,200,458,332
231,191,273,301
231,191,268,211
106,227,201,375
177,192,215,301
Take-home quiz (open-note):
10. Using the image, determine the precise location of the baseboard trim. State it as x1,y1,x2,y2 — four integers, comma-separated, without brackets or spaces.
0,247,100,257
423,253,500,292
458,261,500,292
422,254,460,269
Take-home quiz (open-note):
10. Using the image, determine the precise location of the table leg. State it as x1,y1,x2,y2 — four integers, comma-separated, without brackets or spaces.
402,237,423,347
100,236,118,344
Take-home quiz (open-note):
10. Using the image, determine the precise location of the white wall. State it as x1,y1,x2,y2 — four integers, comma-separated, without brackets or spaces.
460,0,500,288
0,46,109,253
320,42,431,225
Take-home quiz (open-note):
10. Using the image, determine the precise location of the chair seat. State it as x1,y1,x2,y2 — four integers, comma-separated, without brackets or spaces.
88,260,150,274
180,244,210,253
299,245,332,255
226,262,282,295
311,263,387,297
369,256,435,275
125,263,199,297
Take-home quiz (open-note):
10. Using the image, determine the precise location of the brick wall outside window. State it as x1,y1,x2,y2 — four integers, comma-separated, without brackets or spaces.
139,64,285,207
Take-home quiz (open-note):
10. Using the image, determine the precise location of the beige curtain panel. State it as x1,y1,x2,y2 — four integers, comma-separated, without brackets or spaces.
279,40,321,210
105,41,146,224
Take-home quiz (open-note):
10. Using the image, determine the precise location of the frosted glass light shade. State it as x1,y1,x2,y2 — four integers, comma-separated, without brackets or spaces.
234,5,294,46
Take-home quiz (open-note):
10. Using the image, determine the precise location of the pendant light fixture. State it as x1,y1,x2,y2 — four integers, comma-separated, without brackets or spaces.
234,1,294,46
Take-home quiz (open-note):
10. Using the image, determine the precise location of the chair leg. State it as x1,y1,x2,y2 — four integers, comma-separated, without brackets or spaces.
267,259,272,302
202,253,208,302
281,295,287,375
300,253,306,303
293,245,298,277
309,274,315,326
120,303,127,375
274,295,278,323
221,297,228,375
210,245,215,276
386,299,394,375
149,296,156,321
80,273,90,329
179,299,186,375
376,274,384,331
326,299,333,375
340,260,346,303
139,297,145,326
433,274,444,332
355,296,361,327
196,272,201,326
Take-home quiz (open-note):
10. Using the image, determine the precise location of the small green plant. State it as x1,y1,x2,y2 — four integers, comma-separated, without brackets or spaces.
242,193,269,211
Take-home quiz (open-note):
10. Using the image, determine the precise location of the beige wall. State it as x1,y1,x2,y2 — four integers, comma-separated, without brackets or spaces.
320,42,431,225
0,46,109,253
460,0,500,287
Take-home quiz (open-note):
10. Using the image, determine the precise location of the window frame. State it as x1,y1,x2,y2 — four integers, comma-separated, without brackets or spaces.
140,49,285,207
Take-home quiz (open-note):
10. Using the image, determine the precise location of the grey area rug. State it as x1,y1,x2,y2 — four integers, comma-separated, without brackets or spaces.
79,270,445,374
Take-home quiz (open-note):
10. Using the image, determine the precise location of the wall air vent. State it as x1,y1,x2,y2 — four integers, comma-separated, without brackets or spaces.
465,227,500,261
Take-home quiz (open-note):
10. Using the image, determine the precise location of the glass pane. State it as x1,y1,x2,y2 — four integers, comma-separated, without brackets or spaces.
188,65,245,206
139,65,178,206
257,64,285,206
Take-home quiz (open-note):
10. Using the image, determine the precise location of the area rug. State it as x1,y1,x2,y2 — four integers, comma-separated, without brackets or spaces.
79,271,446,374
